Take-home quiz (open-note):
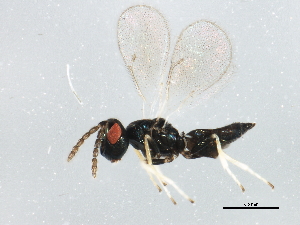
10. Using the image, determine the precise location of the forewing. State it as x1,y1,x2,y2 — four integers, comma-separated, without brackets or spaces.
118,5,170,114
165,21,232,115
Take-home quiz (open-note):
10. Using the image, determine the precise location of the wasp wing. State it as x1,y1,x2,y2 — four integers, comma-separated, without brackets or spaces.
118,5,170,116
163,21,232,116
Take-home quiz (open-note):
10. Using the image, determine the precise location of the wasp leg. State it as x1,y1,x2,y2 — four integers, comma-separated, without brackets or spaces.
139,134,194,204
144,134,175,203
154,165,194,204
144,134,167,185
143,134,178,165
134,149,162,192
68,124,101,161
144,134,153,166
140,161,195,204
212,134,274,191
140,162,177,205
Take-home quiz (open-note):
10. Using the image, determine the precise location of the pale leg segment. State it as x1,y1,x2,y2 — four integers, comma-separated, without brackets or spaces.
134,149,162,192
133,134,194,204
140,162,177,205
212,134,274,192
141,163,195,204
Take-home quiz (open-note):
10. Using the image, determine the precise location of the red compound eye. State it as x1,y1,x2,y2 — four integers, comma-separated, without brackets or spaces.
107,123,122,144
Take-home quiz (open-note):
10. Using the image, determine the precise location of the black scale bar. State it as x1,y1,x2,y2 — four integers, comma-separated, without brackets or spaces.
223,207,279,209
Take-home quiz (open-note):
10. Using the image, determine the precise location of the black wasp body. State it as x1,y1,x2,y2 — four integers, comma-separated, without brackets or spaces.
115,118,254,165
68,119,253,171
68,5,274,204
127,118,184,164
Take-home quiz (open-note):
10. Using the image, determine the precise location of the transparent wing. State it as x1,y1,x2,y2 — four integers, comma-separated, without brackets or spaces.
162,20,232,116
118,5,170,116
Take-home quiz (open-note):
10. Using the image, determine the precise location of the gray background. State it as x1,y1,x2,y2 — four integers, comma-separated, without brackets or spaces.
1,0,299,224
